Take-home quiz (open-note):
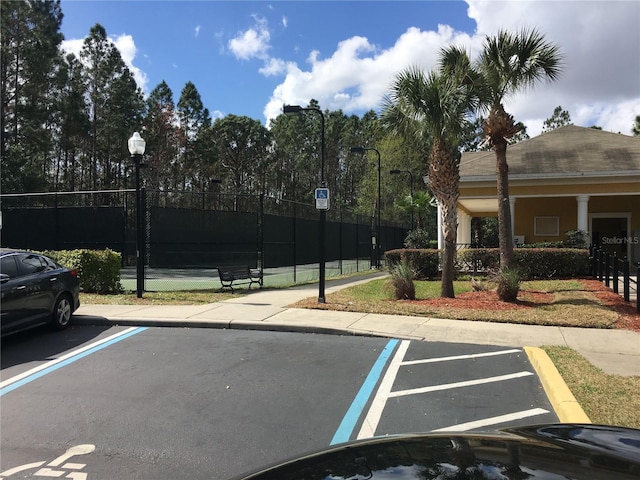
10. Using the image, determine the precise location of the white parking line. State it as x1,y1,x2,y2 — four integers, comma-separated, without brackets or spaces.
357,340,410,439
401,348,522,366
0,327,146,395
389,371,534,398
356,343,541,440
431,408,550,432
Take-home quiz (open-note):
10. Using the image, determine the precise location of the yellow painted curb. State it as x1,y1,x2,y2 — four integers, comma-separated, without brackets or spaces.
524,346,591,424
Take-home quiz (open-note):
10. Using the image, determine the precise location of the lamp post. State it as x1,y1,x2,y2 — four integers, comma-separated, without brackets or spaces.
351,146,381,269
390,169,414,230
128,132,146,298
283,104,326,303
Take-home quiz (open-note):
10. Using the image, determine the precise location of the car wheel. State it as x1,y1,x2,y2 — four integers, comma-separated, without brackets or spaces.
51,294,73,330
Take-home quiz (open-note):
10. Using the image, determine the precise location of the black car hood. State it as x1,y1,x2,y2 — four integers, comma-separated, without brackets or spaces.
232,424,640,479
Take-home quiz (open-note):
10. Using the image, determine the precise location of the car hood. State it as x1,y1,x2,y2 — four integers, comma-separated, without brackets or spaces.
231,424,640,479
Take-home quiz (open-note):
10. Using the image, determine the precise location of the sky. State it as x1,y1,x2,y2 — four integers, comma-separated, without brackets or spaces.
59,0,640,137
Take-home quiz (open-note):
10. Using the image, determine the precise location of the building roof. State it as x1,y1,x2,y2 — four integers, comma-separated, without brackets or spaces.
459,125,640,179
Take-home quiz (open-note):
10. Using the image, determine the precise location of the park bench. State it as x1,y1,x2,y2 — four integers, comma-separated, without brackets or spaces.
217,265,263,292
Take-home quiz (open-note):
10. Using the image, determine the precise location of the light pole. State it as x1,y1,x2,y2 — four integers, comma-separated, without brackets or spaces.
351,146,381,269
283,104,326,303
128,132,146,298
390,169,414,230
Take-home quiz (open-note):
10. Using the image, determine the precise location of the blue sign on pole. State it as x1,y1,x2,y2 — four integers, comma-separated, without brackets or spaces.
315,188,329,210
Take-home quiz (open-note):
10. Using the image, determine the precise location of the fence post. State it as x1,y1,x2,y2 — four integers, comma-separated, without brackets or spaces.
612,253,619,294
637,262,639,314
604,252,610,287
623,259,630,302
590,245,596,278
597,249,603,280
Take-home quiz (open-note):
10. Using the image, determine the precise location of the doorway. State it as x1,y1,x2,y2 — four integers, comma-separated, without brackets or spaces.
591,216,629,259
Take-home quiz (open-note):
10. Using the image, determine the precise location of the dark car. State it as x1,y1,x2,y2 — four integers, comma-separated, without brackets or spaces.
0,249,80,336
233,424,640,480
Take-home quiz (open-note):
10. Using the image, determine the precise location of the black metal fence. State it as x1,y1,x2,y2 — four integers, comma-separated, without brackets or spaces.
591,246,639,312
1,189,408,290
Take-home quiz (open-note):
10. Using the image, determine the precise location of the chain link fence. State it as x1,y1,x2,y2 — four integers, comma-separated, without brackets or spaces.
1,189,408,291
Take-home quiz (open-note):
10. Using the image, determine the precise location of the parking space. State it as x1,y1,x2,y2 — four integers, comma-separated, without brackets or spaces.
353,340,558,439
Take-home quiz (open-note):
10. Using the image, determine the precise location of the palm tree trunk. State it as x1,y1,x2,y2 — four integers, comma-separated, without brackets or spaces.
495,138,514,268
429,139,459,298
439,200,457,298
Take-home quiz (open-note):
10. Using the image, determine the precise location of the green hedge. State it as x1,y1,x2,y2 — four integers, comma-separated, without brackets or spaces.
387,247,591,280
385,248,440,279
43,249,123,294
458,247,590,279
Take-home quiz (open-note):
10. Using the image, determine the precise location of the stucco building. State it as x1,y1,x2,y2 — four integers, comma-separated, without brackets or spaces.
456,125,640,263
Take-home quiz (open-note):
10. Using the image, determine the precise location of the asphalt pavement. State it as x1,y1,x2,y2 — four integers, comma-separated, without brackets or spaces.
74,271,640,424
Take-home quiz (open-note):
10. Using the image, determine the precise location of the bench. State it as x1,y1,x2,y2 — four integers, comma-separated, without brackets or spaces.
217,265,263,292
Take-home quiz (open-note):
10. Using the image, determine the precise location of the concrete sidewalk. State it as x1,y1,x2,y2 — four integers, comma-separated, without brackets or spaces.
74,272,640,378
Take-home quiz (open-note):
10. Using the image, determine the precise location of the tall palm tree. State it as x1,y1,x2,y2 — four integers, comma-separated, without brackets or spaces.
475,29,562,269
382,62,479,298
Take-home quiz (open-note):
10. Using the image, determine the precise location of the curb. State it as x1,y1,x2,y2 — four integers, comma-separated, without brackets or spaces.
524,346,591,424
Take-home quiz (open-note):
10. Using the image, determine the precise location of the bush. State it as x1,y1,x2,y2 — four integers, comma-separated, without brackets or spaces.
44,249,123,294
457,247,590,279
492,267,522,302
389,260,416,300
386,248,440,279
404,229,438,249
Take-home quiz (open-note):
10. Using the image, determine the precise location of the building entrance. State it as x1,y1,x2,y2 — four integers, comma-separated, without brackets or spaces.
592,217,629,259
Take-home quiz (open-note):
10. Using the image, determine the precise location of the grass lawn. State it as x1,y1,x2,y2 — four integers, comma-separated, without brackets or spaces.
290,278,634,329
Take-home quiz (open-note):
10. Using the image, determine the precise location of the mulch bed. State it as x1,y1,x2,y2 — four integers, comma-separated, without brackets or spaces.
409,278,639,332
580,279,640,332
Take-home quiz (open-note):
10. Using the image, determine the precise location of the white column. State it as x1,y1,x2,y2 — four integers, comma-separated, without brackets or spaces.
510,197,516,235
457,211,472,245
577,195,589,232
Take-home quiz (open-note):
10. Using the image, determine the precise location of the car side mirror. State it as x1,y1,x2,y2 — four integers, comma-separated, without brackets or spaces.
0,273,10,284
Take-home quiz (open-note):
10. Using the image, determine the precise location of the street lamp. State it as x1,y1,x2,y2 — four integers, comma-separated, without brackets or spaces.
390,169,414,230
351,146,381,269
128,131,146,298
283,104,326,303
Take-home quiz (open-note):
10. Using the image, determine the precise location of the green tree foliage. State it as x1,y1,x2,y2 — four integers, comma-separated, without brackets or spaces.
382,49,481,298
542,105,572,133
80,24,144,191
474,29,562,273
1,0,64,192
209,114,271,200
176,81,212,191
144,81,179,195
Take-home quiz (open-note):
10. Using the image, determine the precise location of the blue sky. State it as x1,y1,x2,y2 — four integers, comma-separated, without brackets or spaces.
60,1,640,136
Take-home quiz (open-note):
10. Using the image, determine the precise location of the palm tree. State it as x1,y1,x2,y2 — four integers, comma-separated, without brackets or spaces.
475,29,562,269
382,62,480,298
394,190,435,230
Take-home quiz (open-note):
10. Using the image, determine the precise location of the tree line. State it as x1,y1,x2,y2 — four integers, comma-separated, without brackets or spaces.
0,0,434,227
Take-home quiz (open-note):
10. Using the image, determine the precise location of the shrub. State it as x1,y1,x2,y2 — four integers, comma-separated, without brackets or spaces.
404,229,437,249
389,260,416,300
457,248,590,279
492,267,522,302
385,248,439,279
44,249,123,294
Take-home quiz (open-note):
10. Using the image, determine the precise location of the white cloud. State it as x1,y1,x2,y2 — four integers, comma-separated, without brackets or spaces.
282,16,288,28
465,0,640,135
264,25,475,124
195,25,201,37
61,34,149,95
262,1,640,136
228,16,271,60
